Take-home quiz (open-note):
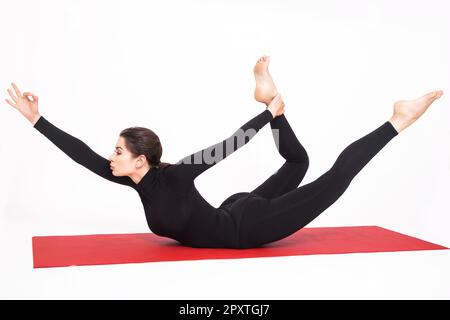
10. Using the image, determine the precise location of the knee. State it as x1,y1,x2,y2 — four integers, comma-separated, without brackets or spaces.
281,143,309,166
284,159,309,184
290,153,309,173
300,157,309,175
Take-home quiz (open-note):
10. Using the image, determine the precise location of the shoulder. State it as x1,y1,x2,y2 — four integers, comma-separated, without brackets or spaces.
161,163,193,185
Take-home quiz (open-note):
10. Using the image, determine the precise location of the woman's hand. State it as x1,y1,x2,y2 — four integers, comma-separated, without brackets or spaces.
5,82,41,125
266,93,285,118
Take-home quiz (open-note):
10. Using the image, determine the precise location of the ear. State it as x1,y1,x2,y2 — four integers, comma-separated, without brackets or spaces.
136,155,148,167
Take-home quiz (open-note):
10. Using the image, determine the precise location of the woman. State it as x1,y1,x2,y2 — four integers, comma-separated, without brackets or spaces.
5,55,443,249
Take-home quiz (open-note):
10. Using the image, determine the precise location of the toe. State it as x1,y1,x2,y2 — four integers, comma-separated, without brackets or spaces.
424,91,438,100
430,90,444,100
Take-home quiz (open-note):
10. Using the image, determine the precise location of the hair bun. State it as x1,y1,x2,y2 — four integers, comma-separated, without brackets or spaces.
150,154,160,166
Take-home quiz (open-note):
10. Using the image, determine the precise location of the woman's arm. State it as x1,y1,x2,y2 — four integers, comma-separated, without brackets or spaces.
5,83,135,188
33,116,136,188
170,94,285,183
170,108,275,184
170,94,284,183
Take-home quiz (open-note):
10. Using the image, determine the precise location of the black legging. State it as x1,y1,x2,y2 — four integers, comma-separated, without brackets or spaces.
226,114,398,249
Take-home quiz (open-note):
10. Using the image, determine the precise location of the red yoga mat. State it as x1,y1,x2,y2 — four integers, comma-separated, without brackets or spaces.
32,226,448,268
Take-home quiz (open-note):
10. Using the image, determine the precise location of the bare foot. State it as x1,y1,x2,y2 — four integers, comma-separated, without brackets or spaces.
254,55,278,105
389,90,444,133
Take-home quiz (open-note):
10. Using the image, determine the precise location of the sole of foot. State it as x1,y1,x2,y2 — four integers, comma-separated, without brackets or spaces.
254,55,278,105
389,90,444,133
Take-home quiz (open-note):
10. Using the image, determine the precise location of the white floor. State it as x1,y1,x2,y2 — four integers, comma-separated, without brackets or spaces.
1,219,449,300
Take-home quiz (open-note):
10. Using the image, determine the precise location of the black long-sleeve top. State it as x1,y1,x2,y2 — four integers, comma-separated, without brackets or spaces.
33,109,274,248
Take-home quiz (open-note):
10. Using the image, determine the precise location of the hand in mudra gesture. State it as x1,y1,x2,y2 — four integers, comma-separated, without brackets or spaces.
5,82,41,125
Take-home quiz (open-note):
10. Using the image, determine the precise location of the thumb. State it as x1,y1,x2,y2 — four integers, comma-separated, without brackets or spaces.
24,92,38,102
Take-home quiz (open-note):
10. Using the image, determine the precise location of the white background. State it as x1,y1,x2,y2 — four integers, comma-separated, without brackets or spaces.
0,0,449,299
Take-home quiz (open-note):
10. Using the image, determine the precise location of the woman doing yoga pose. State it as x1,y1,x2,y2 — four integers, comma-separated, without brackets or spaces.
5,55,443,249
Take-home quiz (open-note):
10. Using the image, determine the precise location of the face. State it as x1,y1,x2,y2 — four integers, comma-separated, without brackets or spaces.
108,137,147,176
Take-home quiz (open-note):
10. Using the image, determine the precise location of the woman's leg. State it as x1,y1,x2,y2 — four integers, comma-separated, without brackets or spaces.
239,120,399,248
251,55,309,198
239,90,444,248
250,114,309,199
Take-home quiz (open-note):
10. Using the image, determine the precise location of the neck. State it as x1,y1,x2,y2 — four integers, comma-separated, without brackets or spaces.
130,165,152,185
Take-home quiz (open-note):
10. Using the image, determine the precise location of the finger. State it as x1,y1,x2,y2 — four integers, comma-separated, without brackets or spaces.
7,88,18,102
23,92,35,101
24,92,38,98
5,98,16,108
11,82,22,98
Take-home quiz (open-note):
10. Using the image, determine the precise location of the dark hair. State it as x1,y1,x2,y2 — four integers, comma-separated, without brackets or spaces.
119,127,171,169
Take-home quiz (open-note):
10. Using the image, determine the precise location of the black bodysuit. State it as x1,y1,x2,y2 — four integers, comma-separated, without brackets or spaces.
33,109,398,249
